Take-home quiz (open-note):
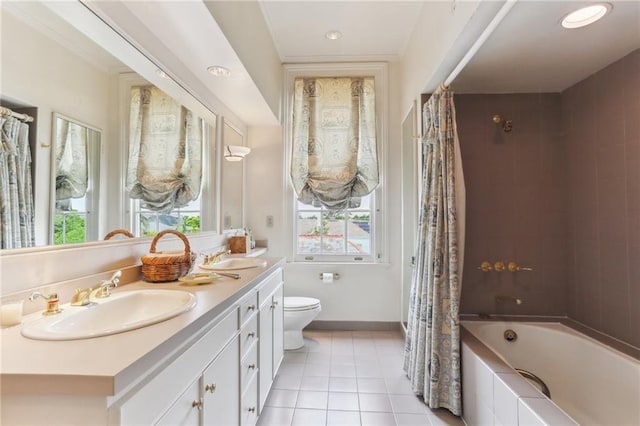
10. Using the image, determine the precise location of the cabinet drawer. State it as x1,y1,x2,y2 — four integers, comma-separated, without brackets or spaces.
241,340,258,392
241,314,258,357
241,375,259,426
258,268,283,306
239,291,258,326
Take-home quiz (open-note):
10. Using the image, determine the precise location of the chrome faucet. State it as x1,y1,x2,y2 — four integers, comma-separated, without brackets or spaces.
204,250,230,265
495,295,523,305
71,271,121,306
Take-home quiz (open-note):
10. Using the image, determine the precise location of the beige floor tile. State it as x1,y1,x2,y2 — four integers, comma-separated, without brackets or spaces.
361,411,397,426
359,393,393,412
327,410,362,426
296,390,328,410
266,389,299,408
300,376,330,391
329,377,359,393
328,391,360,411
257,407,294,426
357,377,387,394
291,408,327,426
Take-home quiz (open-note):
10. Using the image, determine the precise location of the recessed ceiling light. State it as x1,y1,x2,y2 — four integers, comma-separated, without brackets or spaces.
155,69,170,79
207,66,231,77
561,3,611,29
325,30,342,40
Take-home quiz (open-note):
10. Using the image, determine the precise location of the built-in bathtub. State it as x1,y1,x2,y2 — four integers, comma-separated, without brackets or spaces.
461,321,640,426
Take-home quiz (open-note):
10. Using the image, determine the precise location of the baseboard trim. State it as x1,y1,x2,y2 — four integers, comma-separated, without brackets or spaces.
307,320,402,332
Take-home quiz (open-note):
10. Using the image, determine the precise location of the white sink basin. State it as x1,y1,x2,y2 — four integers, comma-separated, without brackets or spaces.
21,289,196,341
199,257,267,271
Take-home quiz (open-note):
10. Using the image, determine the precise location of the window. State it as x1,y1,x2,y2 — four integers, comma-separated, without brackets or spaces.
284,63,387,263
296,194,374,261
132,197,201,237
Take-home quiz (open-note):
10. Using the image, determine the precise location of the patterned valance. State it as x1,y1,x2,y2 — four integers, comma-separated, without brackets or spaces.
291,77,379,211
55,119,88,201
126,86,203,213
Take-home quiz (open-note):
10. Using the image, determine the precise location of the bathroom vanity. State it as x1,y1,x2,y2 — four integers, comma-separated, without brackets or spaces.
0,258,285,425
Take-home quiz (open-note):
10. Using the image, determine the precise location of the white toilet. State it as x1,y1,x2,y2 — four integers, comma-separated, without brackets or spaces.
283,297,322,350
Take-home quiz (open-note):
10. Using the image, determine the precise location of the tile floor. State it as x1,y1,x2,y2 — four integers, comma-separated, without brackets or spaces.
257,330,464,426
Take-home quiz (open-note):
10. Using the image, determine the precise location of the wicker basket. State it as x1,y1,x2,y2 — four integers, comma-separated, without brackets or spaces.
141,230,192,282
103,229,135,240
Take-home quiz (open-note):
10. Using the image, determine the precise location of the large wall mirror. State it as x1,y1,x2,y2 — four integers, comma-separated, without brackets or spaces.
0,0,220,251
221,121,247,230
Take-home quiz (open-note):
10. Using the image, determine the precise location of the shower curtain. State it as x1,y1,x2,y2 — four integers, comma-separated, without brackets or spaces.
0,116,35,249
403,85,465,415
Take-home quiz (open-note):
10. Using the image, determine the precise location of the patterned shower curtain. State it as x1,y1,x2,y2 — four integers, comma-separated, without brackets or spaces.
403,86,465,415
0,116,35,249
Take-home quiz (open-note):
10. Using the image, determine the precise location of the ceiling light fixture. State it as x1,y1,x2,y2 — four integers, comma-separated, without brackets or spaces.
155,69,170,79
224,145,251,161
325,30,342,40
207,65,231,77
561,3,611,29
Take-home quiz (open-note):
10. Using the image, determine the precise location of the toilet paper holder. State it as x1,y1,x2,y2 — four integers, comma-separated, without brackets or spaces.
319,272,340,280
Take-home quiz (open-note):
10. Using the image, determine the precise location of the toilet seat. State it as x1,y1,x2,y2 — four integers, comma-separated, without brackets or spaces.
284,297,321,312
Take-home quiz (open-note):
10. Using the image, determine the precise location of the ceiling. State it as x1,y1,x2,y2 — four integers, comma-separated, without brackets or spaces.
260,0,639,93
433,0,640,93
259,1,425,63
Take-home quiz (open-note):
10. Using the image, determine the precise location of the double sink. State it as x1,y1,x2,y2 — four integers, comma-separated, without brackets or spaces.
21,257,266,341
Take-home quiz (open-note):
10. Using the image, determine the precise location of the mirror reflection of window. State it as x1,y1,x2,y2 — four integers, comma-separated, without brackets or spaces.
126,85,206,237
52,115,101,245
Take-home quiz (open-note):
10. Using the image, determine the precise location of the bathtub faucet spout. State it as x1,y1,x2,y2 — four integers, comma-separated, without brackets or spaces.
495,295,523,305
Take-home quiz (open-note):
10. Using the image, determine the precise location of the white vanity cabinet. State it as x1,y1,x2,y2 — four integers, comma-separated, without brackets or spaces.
1,262,285,426
258,270,285,412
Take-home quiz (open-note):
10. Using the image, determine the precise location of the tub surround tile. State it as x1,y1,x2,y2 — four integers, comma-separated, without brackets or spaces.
518,398,578,426
494,372,544,425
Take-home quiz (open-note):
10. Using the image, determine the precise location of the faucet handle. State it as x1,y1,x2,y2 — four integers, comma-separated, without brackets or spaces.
29,292,62,316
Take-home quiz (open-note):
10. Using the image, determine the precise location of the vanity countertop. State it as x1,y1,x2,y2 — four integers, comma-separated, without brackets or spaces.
0,257,285,397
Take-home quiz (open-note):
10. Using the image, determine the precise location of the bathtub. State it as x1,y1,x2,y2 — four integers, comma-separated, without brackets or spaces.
461,321,640,426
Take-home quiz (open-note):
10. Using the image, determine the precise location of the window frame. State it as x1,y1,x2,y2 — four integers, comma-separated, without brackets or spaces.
283,63,388,264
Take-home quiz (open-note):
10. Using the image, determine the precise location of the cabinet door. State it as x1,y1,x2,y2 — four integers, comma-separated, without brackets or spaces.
202,336,240,426
258,297,274,411
272,284,284,378
155,378,201,426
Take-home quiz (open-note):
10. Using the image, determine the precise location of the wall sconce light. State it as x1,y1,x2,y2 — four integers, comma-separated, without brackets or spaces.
224,145,251,161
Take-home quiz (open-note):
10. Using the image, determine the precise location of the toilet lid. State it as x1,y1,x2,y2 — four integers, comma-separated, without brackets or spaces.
284,297,321,311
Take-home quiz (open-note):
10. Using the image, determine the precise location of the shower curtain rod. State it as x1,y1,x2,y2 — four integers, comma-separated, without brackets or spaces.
0,106,34,123
444,0,518,87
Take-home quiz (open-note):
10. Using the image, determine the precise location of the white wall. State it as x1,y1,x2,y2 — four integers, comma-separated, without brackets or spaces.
399,0,482,110
1,11,113,245
245,62,404,322
204,1,283,121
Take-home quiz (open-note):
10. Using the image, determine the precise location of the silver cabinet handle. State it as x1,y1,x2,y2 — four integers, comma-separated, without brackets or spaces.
247,305,256,311
248,331,255,338
248,407,256,413
248,363,256,370
192,399,203,410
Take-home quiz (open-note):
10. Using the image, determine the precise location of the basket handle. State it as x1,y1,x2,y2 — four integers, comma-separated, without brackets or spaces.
104,229,135,240
149,229,191,258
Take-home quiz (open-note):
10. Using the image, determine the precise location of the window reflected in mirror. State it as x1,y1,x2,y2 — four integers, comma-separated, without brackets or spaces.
126,85,211,237
51,114,101,245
